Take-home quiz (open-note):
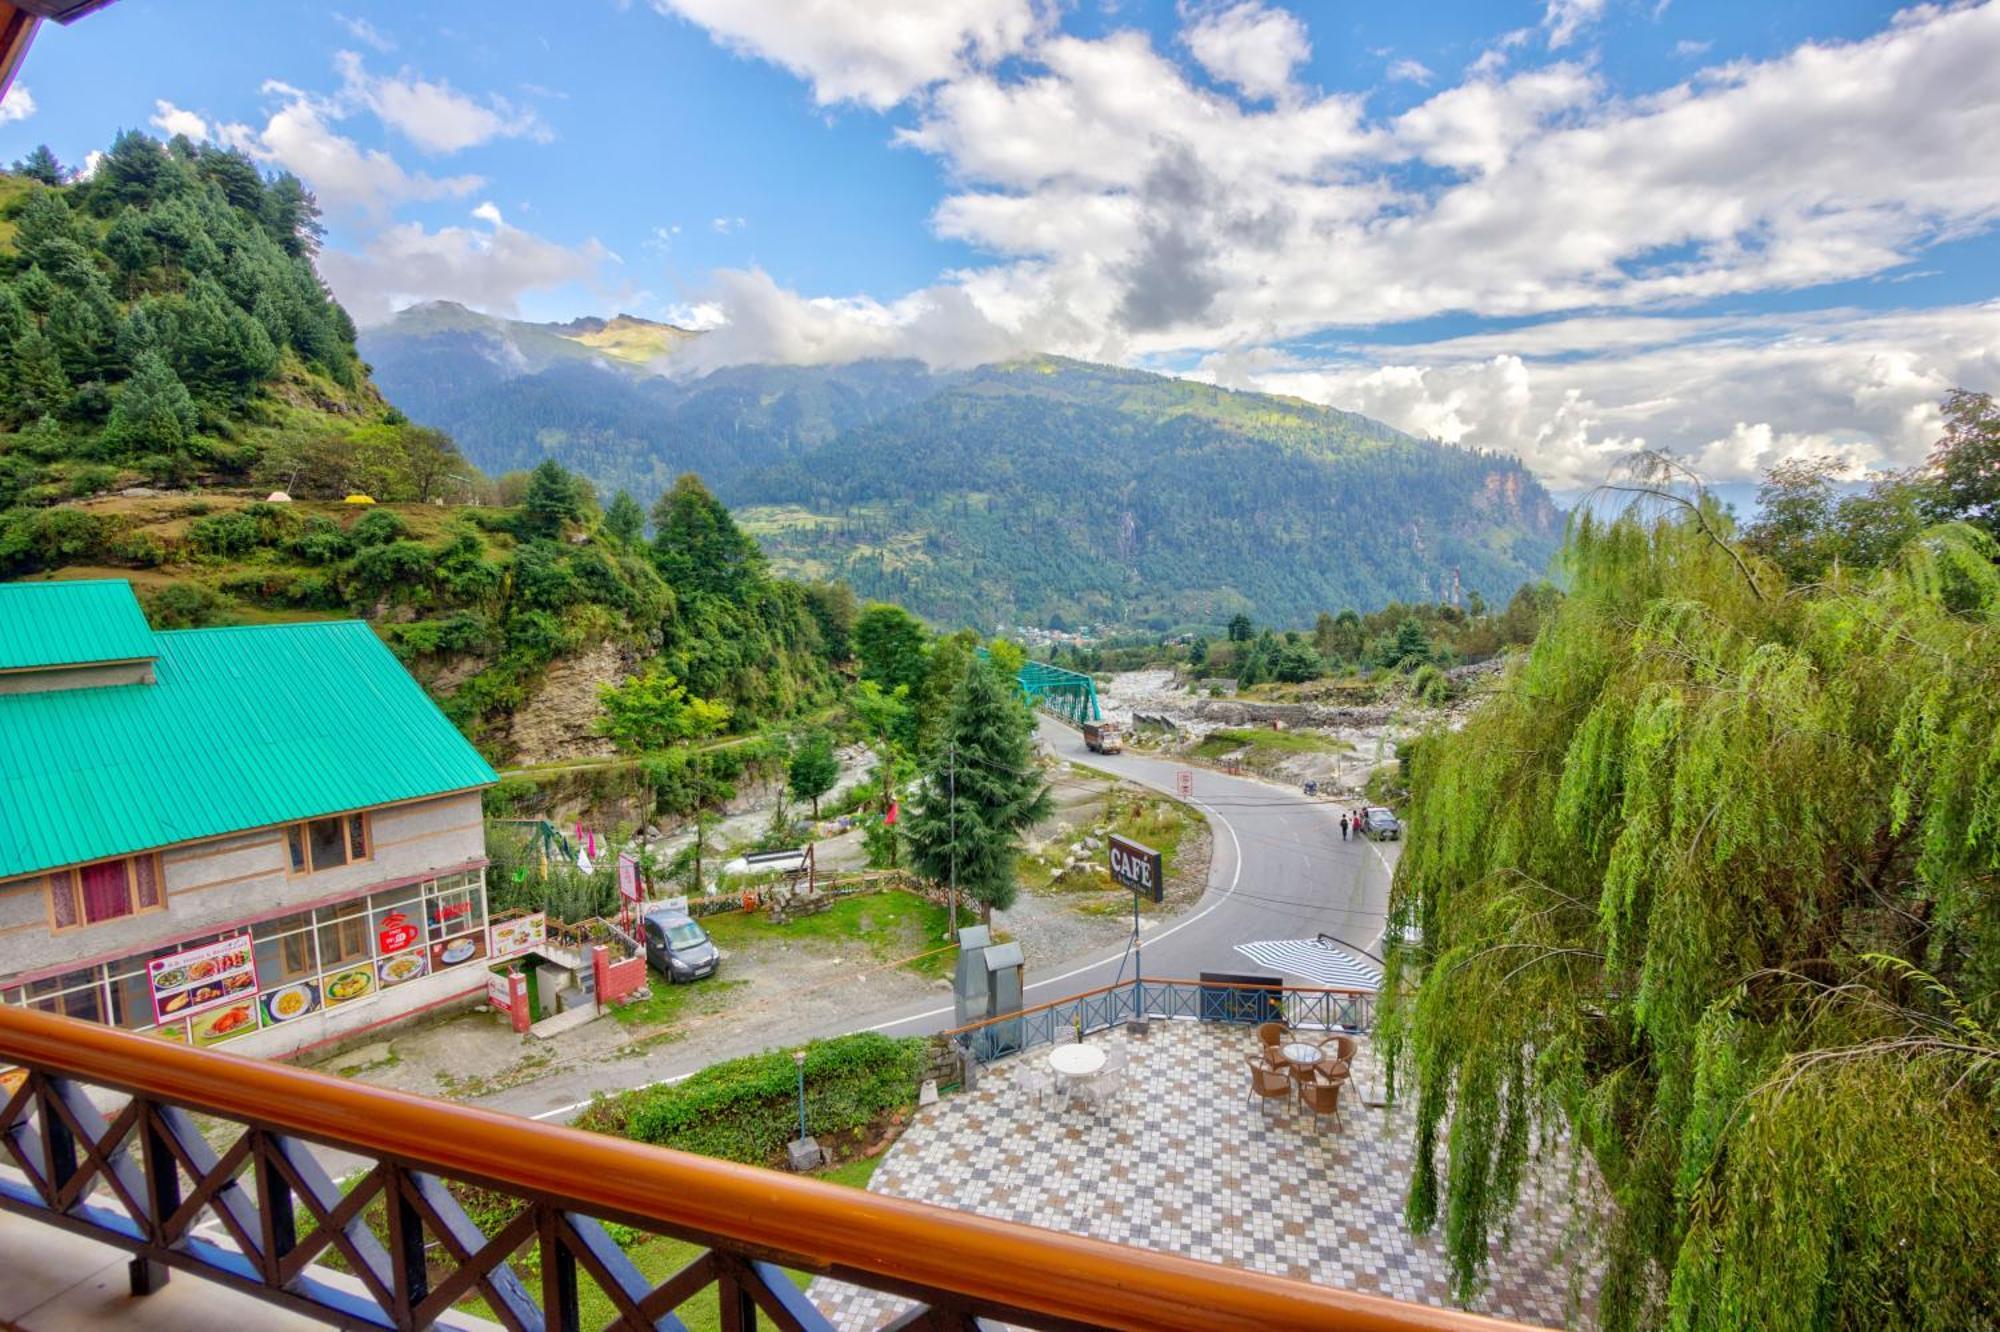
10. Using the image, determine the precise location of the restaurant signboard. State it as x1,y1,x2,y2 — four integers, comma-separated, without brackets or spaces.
490,912,547,958
1108,835,1164,904
148,933,258,1025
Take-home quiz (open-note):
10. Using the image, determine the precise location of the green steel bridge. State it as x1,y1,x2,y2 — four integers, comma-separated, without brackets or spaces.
1016,659,1102,723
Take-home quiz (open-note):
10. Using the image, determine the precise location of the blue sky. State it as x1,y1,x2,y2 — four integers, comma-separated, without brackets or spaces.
3,1,1996,487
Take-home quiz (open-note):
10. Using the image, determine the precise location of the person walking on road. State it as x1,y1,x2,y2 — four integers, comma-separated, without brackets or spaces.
1340,813,1350,841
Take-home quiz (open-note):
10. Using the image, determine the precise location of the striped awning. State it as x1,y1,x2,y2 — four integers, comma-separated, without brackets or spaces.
1233,939,1382,990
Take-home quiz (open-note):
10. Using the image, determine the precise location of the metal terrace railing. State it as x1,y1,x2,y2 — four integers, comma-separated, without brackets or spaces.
0,1004,1518,1331
948,976,1376,1064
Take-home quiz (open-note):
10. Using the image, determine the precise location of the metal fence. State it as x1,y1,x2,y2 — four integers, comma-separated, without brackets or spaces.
948,977,1376,1064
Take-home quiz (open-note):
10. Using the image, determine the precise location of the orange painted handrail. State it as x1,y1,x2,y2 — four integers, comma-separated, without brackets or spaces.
0,1004,1518,1332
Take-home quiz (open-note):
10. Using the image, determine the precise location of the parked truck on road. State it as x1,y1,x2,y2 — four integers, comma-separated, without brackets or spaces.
1082,721,1124,754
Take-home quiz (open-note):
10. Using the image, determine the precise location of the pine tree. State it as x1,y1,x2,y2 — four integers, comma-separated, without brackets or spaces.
13,144,65,185
904,662,1051,919
104,351,197,471
650,472,764,599
520,459,587,538
603,490,645,543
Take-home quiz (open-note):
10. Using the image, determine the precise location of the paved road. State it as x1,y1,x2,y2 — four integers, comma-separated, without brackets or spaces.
865,718,1398,1032
493,716,1398,1122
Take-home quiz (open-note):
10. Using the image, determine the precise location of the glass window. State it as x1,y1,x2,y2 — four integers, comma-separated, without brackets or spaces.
369,884,425,955
347,814,369,861
307,818,348,872
286,827,307,874
132,855,163,909
28,969,105,1024
80,860,133,924
108,966,155,1031
47,869,78,929
316,900,371,969
426,878,479,938
253,911,317,985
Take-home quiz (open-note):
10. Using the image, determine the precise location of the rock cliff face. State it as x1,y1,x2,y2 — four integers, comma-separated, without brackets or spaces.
497,639,629,765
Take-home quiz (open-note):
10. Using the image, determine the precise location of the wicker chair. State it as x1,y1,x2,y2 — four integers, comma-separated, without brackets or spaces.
1246,1055,1292,1118
1299,1065,1347,1132
1255,1020,1286,1049
1319,1034,1358,1067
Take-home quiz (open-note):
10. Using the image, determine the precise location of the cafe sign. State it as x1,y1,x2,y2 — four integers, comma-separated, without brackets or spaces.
148,933,258,1024
1109,835,1163,904
490,912,547,958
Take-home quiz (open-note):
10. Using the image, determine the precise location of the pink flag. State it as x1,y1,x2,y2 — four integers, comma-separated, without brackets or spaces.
587,828,597,858
885,801,899,826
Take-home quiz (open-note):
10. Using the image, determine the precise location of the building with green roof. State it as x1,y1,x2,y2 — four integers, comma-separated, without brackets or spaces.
0,580,507,1058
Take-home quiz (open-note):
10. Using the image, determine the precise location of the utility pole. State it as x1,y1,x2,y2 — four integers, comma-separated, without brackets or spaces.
947,741,958,939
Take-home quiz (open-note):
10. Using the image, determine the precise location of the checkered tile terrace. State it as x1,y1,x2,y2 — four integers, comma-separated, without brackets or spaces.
810,1019,1601,1329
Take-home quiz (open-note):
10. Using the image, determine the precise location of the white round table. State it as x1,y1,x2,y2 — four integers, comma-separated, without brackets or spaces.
1048,1043,1106,1078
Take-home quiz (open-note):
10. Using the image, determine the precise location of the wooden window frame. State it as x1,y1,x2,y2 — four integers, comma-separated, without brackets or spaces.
46,855,166,934
286,812,374,877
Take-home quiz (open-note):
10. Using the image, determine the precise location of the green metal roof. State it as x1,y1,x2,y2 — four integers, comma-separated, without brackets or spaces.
0,616,497,880
0,580,158,672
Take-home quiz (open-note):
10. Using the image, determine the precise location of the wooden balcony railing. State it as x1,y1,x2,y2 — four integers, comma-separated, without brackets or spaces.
0,1004,1522,1331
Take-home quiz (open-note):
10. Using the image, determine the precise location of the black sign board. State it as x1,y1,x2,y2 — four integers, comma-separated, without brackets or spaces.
1108,834,1163,903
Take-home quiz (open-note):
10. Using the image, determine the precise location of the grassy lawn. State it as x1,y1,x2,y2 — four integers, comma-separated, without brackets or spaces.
463,1154,885,1330
699,890,959,979
1023,786,1201,912
1192,727,1353,759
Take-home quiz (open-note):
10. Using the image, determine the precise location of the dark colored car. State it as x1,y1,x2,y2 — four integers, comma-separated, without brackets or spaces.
642,908,720,983
1362,807,1402,841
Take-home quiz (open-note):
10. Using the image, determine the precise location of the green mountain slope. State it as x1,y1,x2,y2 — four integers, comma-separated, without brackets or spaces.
361,301,1560,629
741,357,1559,629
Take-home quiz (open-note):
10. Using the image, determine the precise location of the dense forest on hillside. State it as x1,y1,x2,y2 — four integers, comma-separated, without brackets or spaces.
361,306,1563,631
0,138,854,768
743,358,1559,628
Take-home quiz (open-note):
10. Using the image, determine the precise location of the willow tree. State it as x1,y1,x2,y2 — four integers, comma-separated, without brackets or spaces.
1380,500,2000,1330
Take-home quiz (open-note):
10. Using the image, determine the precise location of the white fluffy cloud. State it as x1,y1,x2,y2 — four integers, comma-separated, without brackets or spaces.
669,267,1028,372
1542,0,1605,50
1182,2,1311,102
0,84,33,126
333,51,547,155
149,99,210,140
319,206,617,325
218,84,482,216
1193,303,2000,488
628,2,2000,486
650,0,1044,109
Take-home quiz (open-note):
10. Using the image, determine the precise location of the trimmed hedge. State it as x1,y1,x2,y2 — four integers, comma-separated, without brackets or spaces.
578,1033,926,1167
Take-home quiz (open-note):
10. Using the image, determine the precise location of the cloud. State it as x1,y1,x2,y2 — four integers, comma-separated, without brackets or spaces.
0,84,33,125
668,267,1030,373
1674,38,1712,57
1182,1,1311,102
149,99,210,141
334,51,548,154
1191,303,2000,488
1542,0,1605,50
218,83,482,216
890,3,2000,356
710,216,745,234
1387,58,1434,86
335,12,396,53
651,0,1044,109
319,212,617,325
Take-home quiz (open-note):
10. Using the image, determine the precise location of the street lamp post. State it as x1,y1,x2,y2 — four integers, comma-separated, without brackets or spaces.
787,1048,821,1171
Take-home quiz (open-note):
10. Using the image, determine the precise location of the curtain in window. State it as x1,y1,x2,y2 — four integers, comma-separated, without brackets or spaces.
47,869,78,929
132,855,162,909
79,861,132,924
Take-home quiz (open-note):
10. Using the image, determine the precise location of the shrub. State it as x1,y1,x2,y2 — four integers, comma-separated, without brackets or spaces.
64,464,119,498
349,507,409,546
186,510,263,557
141,581,231,629
106,530,167,567
578,1033,926,1166
344,539,434,597
0,506,104,574
386,612,491,658
288,515,352,564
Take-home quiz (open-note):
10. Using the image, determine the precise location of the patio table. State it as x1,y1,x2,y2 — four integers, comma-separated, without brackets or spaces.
1277,1041,1322,1070
1048,1042,1106,1106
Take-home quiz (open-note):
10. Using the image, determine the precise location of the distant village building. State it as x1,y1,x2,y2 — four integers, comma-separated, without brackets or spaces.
0,581,497,1059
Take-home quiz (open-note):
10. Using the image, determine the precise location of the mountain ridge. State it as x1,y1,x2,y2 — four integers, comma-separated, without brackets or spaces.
360,304,1561,629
